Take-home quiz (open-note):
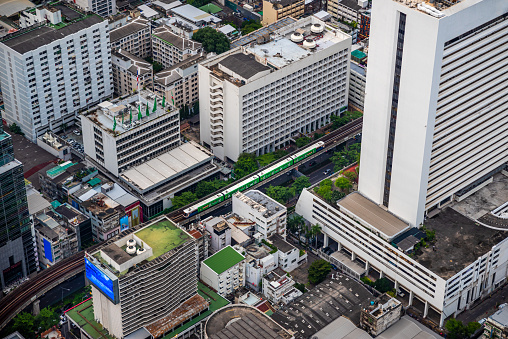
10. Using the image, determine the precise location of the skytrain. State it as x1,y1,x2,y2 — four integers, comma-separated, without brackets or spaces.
183,141,325,217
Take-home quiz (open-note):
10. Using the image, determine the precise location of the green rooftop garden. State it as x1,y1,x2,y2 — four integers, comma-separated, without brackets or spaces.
135,218,190,259
199,3,222,13
65,299,113,339
202,246,244,275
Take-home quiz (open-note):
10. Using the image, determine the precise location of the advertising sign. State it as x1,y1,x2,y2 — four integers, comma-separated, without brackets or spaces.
85,258,116,302
119,215,129,232
43,238,53,262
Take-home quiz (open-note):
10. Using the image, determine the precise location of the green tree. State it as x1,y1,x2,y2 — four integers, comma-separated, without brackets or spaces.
192,27,230,54
331,190,345,202
36,308,59,331
195,181,216,198
335,177,352,193
13,312,35,338
308,259,331,284
343,170,358,183
292,176,311,196
187,0,211,8
9,123,24,135
241,20,262,35
373,278,392,293
294,282,306,293
152,61,164,73
266,185,294,204
234,153,259,179
273,149,288,159
310,223,321,248
288,214,305,234
330,111,362,130
445,318,466,339
171,191,197,209
256,153,276,167
330,143,361,172
465,322,481,336
295,136,312,148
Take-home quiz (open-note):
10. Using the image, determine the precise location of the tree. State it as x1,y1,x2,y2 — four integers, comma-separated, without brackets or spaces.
195,181,216,199
335,177,352,193
9,123,24,135
187,0,211,8
445,318,466,339
234,153,259,179
296,136,312,148
308,259,331,284
331,190,345,202
343,170,358,184
171,191,197,209
266,185,294,204
330,143,361,172
292,176,311,196
465,322,481,336
36,308,59,331
288,214,305,234
192,100,199,115
294,282,306,293
13,312,35,338
256,153,276,167
373,278,392,293
241,20,262,35
192,27,230,54
330,111,362,130
310,223,321,248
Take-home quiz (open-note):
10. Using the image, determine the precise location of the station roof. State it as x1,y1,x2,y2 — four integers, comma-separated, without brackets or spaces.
203,245,245,275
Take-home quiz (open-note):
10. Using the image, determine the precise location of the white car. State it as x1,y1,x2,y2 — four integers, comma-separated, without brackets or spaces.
323,169,331,175
73,130,81,136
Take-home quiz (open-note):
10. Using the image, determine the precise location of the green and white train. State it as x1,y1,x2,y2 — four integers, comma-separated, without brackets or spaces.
183,141,325,217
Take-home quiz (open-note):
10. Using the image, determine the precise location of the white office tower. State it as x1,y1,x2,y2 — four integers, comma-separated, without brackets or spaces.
359,0,508,227
199,16,351,162
0,6,113,142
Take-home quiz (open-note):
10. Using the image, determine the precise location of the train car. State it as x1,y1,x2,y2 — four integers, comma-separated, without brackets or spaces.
257,156,294,181
292,141,325,163
183,193,224,217
222,175,259,200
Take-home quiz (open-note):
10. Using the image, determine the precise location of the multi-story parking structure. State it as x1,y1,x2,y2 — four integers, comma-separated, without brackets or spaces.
199,16,351,161
151,25,202,69
86,216,200,338
110,16,151,59
0,3,113,141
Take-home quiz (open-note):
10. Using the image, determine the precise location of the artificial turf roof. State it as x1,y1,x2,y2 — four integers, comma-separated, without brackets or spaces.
66,299,113,339
135,218,190,259
203,245,245,275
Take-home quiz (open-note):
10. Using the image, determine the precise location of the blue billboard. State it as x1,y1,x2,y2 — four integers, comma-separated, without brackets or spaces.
119,215,129,232
85,258,116,302
43,239,53,262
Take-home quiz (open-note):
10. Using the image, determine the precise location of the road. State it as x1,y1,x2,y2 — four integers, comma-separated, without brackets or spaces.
456,284,508,324
39,273,85,310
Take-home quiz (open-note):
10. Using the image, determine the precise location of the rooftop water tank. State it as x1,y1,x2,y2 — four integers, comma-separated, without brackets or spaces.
137,247,146,255
127,239,136,247
126,245,136,255
290,32,304,43
311,23,324,34
303,38,316,49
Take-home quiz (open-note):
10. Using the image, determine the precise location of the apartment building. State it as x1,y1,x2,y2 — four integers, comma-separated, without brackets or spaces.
110,16,151,59
87,216,200,338
327,0,369,24
71,0,117,17
483,308,508,339
112,49,153,96
359,0,508,227
262,0,304,25
359,9,371,40
269,234,304,272
262,267,302,305
34,204,91,268
201,216,232,253
151,25,202,69
81,90,180,177
200,245,245,295
153,54,204,109
199,16,351,161
39,162,98,202
0,3,113,141
0,127,37,289
349,49,367,111
232,190,287,240
360,294,402,336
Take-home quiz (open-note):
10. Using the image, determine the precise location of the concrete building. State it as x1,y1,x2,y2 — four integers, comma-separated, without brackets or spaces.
0,4,113,141
201,216,232,253
153,54,204,109
152,0,183,16
262,267,302,305
34,203,91,268
199,16,351,161
376,316,441,339
0,128,37,289
349,48,367,111
269,234,304,272
81,91,180,177
70,0,117,17
262,0,304,25
360,294,401,336
232,190,287,240
110,16,151,59
86,216,200,338
112,49,153,96
483,307,508,339
312,316,371,339
200,245,245,295
170,5,221,27
36,132,72,161
327,0,369,24
359,0,508,227
151,25,202,69
243,243,277,292
359,9,371,40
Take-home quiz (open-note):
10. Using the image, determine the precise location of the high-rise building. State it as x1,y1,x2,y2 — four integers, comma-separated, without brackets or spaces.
359,0,508,227
71,0,117,17
110,16,151,59
199,16,351,161
86,216,200,338
151,25,202,69
0,4,113,142
0,126,37,289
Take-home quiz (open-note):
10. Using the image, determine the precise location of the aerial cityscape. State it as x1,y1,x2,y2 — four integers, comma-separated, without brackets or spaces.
0,0,506,337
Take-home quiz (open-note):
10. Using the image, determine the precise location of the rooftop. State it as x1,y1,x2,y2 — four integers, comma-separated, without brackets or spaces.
394,0,464,13
81,193,120,219
65,299,113,339
203,245,245,275
337,191,410,240
1,14,103,54
237,190,286,218
110,16,149,42
489,307,508,327
0,0,34,17
171,4,221,24
155,54,206,86
312,316,371,339
205,304,292,339
231,17,296,49
271,275,374,339
376,315,440,339
112,49,152,75
218,53,270,80
134,218,190,259
152,25,202,51
270,234,295,253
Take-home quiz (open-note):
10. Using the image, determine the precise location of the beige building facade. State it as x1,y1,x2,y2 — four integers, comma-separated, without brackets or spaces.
262,0,304,25
112,49,153,96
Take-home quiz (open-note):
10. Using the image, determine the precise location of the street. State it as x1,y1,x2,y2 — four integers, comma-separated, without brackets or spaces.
456,284,508,324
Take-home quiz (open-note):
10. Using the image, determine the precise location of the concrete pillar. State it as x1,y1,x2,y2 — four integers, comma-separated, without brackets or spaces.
439,312,445,328
33,299,40,316
409,291,414,306
323,234,329,248
337,242,342,251
424,301,429,318
364,261,369,271
394,280,399,292
351,252,356,261
379,271,384,279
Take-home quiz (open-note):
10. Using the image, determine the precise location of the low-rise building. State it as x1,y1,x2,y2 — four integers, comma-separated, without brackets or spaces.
112,49,153,96
152,0,183,16
151,25,202,69
200,245,245,296
170,4,221,27
269,234,305,272
110,16,151,58
233,190,286,240
360,294,401,336
138,4,161,20
262,267,302,305
483,308,508,339
327,0,368,25
153,54,204,109
201,216,232,253
36,132,72,161
243,243,277,292
262,0,304,25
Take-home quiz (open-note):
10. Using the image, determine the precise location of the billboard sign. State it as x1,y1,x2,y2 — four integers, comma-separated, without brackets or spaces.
43,238,53,262
119,215,129,232
85,258,118,303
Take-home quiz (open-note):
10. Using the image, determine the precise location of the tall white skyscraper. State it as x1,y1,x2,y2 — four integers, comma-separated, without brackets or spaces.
0,5,113,141
359,0,508,227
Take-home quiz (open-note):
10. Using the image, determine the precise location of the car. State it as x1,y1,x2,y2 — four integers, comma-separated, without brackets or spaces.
500,303,508,309
323,169,331,175
331,264,338,271
62,134,67,139
478,318,487,326
397,291,405,298
73,130,81,136
59,319,67,326
309,160,317,166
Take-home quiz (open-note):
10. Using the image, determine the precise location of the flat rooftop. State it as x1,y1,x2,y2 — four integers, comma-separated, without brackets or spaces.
271,274,374,339
0,0,34,17
231,17,296,48
270,234,295,253
218,53,270,79
415,207,508,279
239,189,286,218
134,218,190,259
337,192,409,240
120,141,213,193
171,4,220,24
203,245,244,275
65,299,113,339
376,315,440,339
